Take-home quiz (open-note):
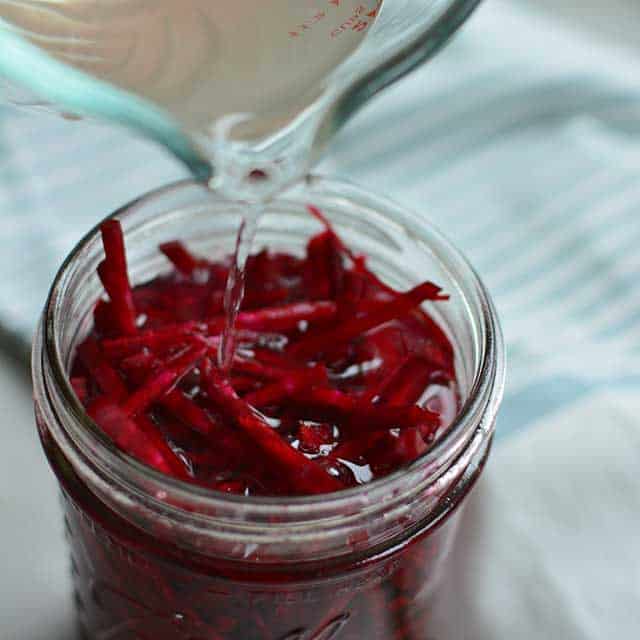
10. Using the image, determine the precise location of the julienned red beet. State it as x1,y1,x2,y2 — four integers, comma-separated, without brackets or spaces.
71,213,458,496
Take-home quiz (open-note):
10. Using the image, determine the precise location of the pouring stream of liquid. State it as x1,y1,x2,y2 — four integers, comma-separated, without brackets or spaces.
218,205,261,370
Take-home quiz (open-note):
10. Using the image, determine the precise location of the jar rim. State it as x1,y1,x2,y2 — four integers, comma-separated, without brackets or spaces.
37,176,505,520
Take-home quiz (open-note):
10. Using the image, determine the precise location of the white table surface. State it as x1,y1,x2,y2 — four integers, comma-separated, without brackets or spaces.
0,352,75,640
522,0,640,54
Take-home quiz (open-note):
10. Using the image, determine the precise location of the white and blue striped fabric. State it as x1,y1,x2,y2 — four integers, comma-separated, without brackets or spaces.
1,0,639,440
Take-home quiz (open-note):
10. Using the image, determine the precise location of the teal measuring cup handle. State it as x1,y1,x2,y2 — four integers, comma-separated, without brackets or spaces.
0,20,210,181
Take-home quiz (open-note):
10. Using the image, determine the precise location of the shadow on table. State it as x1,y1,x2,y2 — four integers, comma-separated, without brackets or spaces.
29,623,77,640
429,479,496,640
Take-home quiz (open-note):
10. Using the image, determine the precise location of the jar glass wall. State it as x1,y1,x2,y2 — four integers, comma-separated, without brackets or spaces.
32,176,505,640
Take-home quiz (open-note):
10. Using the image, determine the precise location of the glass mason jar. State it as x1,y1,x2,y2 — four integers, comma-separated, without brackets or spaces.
32,176,505,640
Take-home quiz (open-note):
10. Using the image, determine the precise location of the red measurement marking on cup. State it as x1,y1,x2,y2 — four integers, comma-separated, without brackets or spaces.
289,10,326,38
368,0,383,18
289,2,378,39
331,4,375,38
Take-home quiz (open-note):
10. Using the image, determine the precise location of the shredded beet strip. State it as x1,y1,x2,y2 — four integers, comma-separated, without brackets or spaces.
238,300,337,331
118,351,158,385
305,234,330,300
335,357,442,461
355,257,455,361
81,347,206,478
229,375,262,393
243,365,328,408
120,350,157,371
359,356,409,406
305,231,345,300
102,323,273,360
378,356,445,444
75,340,185,477
328,438,362,462
289,282,448,359
159,241,200,276
122,343,207,416
76,339,127,400
342,357,406,458
205,300,337,333
135,414,193,479
202,364,344,494
306,204,358,262
355,404,438,430
277,386,438,433
249,347,309,371
335,271,366,322
70,377,88,404
160,391,256,464
99,220,137,335
88,398,190,479
160,391,220,436
101,321,205,358
377,356,437,406
230,356,304,382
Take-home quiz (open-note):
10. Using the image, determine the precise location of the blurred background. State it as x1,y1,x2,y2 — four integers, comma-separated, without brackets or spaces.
1,1,639,638
527,0,640,51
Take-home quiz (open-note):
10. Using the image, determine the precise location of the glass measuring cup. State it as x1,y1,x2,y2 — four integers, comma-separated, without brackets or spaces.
0,1,483,196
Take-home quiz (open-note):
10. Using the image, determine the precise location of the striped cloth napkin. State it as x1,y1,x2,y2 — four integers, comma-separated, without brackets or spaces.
1,2,639,636
0,1,638,435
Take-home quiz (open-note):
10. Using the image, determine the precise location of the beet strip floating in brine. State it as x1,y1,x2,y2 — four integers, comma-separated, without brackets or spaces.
97,219,138,335
71,211,458,496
